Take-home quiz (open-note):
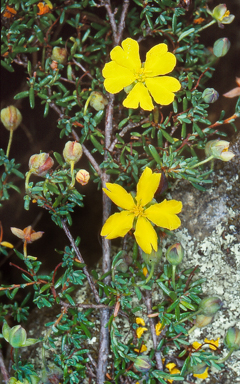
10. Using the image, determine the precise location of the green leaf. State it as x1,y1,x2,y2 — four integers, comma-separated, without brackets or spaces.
148,144,162,165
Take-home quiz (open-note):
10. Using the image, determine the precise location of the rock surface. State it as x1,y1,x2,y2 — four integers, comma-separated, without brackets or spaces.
169,131,240,383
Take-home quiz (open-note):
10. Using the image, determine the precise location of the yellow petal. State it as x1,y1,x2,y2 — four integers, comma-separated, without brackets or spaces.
136,167,161,207
204,337,220,350
144,44,177,76
192,341,202,350
170,368,181,375
193,367,209,379
134,217,157,254
136,317,145,326
155,322,162,336
101,211,134,239
102,61,135,93
136,327,148,338
146,76,181,105
123,82,154,111
134,344,147,353
0,241,14,249
166,362,177,371
103,183,135,210
10,227,24,239
110,38,141,71
145,200,182,230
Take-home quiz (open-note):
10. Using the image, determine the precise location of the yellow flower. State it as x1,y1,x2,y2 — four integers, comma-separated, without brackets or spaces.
136,317,145,326
193,367,209,379
204,337,220,350
136,327,148,338
101,167,182,254
102,38,181,111
134,344,148,353
165,362,181,383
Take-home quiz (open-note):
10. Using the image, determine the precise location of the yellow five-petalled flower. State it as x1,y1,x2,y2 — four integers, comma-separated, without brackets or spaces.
102,38,181,111
100,167,182,254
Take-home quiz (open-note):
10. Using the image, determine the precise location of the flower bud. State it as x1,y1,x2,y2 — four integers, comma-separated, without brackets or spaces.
51,47,68,64
224,327,240,351
133,355,152,372
1,105,22,131
202,88,219,103
89,91,108,111
166,243,184,266
63,141,82,164
142,248,162,266
198,296,223,316
76,169,90,186
213,38,230,57
9,325,27,348
205,140,235,162
194,314,213,328
29,153,54,176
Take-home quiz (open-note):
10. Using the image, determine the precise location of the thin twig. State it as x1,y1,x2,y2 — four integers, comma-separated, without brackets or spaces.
104,1,117,43
82,144,102,177
144,291,163,371
61,220,100,304
72,58,94,80
115,0,130,45
97,95,114,384
0,349,10,384
109,117,149,152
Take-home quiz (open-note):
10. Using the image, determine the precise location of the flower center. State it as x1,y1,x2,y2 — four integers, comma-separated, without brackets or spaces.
135,67,146,82
131,204,145,217
221,10,230,20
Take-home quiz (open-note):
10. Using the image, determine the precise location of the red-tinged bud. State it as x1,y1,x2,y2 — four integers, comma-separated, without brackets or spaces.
51,47,68,64
76,169,90,186
63,141,82,164
1,105,22,131
89,91,108,111
166,243,184,266
198,296,223,316
202,88,219,103
194,314,213,328
213,37,230,57
224,327,240,351
29,153,54,176
133,355,152,372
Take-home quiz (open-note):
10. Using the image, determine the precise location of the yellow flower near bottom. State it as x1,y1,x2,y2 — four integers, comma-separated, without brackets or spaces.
193,367,209,379
101,167,182,254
